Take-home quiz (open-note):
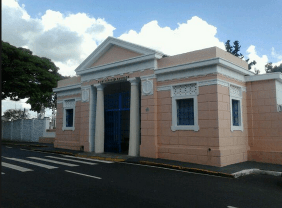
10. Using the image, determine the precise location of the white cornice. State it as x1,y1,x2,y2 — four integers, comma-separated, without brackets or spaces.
77,54,156,76
245,72,282,83
140,74,156,80
80,59,155,83
53,84,81,93
75,36,165,73
157,79,247,92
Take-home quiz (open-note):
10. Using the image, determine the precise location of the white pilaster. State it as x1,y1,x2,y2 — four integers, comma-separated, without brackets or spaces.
128,77,140,156
94,84,105,153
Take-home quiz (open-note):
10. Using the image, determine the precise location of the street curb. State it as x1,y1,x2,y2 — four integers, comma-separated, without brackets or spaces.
133,161,235,178
16,147,282,178
75,155,125,162
2,143,48,148
29,149,76,156
232,169,282,178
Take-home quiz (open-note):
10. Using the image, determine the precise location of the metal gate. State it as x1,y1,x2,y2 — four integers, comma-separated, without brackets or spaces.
104,91,130,153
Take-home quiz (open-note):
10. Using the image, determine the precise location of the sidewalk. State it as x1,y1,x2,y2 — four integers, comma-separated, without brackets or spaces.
2,141,282,178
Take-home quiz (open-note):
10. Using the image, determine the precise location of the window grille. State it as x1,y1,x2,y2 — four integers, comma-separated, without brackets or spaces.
232,100,240,126
66,109,73,127
177,99,194,125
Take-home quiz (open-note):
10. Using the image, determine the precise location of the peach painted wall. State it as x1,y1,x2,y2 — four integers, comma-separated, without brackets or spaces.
247,80,282,165
140,78,158,158
55,102,82,151
91,45,142,67
157,47,248,70
217,85,249,167
153,74,250,167
57,76,81,88
155,75,224,166
78,101,90,152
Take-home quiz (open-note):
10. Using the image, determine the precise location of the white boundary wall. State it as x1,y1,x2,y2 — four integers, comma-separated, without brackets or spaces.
2,118,50,142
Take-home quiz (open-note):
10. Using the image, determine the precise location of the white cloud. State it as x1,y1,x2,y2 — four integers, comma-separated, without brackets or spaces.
246,45,269,73
271,47,282,60
2,0,115,76
2,0,115,113
119,16,225,56
246,46,282,73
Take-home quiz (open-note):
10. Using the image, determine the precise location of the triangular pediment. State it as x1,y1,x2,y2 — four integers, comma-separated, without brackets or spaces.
75,36,165,73
90,45,142,68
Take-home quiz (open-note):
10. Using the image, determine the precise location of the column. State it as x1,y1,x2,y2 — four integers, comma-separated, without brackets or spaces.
128,78,140,156
94,84,105,153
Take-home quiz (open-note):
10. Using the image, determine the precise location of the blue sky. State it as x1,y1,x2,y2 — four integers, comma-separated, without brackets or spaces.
2,0,282,116
17,0,282,58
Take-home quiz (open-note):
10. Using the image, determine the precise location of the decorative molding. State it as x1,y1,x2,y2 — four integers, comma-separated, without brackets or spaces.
94,83,105,91
171,94,199,132
82,89,90,102
81,59,155,83
57,97,81,104
140,74,156,80
157,85,171,91
62,99,76,131
128,77,140,86
81,85,91,90
53,84,81,93
155,58,252,76
229,84,243,132
56,89,81,97
78,54,155,76
276,81,282,111
217,66,245,82
230,84,242,98
75,36,165,74
245,72,282,83
142,79,154,95
63,99,76,108
54,83,82,98
157,79,244,92
172,83,198,97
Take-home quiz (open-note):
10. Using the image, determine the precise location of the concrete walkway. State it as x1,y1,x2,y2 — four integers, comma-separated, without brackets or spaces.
2,141,282,178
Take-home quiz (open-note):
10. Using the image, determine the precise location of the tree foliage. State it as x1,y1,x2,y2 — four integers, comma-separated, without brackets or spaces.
3,109,30,121
2,41,62,112
225,40,257,71
265,62,282,73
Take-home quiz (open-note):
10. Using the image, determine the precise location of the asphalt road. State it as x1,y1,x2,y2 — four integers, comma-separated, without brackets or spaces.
1,145,282,208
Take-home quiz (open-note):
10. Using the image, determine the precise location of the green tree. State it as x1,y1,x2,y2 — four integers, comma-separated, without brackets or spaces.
265,62,282,73
2,41,62,112
3,109,30,121
225,40,257,71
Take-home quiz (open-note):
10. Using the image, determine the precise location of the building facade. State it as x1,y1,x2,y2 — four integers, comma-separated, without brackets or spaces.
53,37,282,167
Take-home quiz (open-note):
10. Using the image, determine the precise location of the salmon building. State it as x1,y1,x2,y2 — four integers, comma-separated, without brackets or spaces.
53,37,282,167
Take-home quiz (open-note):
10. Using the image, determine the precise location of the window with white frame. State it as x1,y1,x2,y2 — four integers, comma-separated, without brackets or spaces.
229,85,243,131
171,83,199,131
63,99,76,131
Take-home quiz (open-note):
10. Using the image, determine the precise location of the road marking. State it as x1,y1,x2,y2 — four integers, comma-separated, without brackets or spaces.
2,172,5,174
1,162,33,172
20,149,56,154
227,206,238,208
65,170,101,179
120,162,227,178
27,157,79,167
6,146,12,148
2,157,58,169
46,156,97,165
63,155,114,164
